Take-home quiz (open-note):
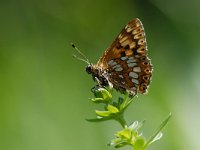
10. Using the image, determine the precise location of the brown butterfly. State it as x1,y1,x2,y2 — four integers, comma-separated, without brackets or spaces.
73,18,153,97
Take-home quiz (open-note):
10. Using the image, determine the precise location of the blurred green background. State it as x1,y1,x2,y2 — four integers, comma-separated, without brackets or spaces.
1,0,200,150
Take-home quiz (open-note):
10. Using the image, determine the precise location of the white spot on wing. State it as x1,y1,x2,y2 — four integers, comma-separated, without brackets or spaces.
128,57,134,60
108,60,114,65
127,58,136,63
132,78,139,84
131,87,137,91
121,56,127,60
129,72,138,78
115,67,123,72
119,75,124,78
128,63,137,67
133,67,141,72
113,64,121,69
108,60,117,66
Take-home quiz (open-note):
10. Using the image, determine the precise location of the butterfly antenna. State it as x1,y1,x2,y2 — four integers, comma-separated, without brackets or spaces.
72,54,90,64
71,43,90,64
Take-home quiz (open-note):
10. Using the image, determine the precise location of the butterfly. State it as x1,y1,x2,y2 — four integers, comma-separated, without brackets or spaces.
72,18,153,97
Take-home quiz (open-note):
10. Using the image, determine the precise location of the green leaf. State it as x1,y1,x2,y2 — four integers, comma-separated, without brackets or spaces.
86,116,112,122
149,132,163,145
144,113,172,149
134,138,145,150
93,88,112,103
107,104,119,114
119,93,129,111
129,121,139,131
116,128,132,140
129,120,145,131
109,138,129,148
90,98,104,103
114,142,128,148
95,110,111,117
117,97,124,107
123,98,134,110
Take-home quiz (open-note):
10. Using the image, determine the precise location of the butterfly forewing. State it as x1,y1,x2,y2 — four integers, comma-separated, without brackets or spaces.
97,18,152,96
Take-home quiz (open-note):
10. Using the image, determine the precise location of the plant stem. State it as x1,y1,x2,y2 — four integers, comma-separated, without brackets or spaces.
115,113,127,128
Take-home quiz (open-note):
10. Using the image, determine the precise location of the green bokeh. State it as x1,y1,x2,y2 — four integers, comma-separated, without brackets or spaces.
1,0,200,150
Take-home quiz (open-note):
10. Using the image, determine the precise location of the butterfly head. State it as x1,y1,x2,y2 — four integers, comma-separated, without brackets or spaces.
85,64,99,75
71,43,102,81
86,64,93,74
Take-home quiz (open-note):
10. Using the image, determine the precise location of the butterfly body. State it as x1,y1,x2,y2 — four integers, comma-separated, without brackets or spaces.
86,64,110,87
84,18,153,97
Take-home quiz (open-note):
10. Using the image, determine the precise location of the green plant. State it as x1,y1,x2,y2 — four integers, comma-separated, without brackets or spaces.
87,87,171,150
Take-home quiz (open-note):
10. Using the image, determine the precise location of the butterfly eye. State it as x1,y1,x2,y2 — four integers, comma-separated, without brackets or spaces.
86,65,92,74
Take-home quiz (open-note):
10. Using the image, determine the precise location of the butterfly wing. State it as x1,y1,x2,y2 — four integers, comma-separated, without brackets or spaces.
97,18,152,96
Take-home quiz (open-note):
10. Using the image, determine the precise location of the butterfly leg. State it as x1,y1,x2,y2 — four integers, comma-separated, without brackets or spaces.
91,76,112,93
90,85,101,92
90,77,102,93
94,77,101,87
107,80,113,90
101,74,113,91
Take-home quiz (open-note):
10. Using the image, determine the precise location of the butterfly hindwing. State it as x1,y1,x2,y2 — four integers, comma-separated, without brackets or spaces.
97,18,152,96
